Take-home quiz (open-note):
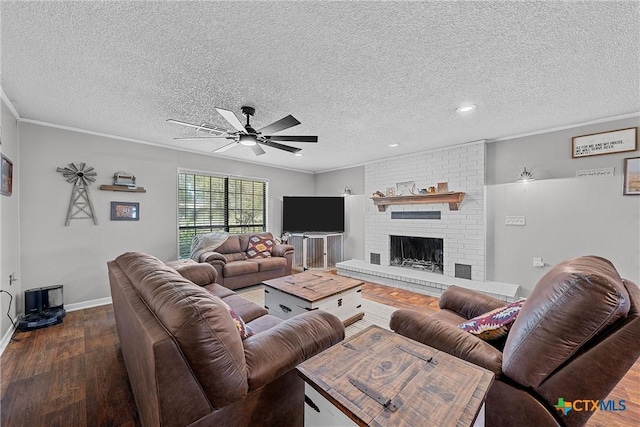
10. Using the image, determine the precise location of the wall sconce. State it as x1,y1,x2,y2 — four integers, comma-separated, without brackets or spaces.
341,186,352,196
516,167,535,183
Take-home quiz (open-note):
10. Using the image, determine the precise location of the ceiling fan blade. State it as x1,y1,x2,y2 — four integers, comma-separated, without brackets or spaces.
251,144,266,156
167,119,227,135
264,135,318,143
213,141,238,153
215,108,246,133
174,136,231,140
260,140,302,153
256,115,300,135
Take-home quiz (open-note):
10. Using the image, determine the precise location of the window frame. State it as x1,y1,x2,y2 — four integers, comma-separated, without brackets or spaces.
177,168,269,258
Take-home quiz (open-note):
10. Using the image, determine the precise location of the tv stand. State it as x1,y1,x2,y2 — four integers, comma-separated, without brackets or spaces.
289,232,343,271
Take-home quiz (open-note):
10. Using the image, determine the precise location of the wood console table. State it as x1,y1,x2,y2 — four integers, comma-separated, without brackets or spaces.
297,325,493,427
371,192,465,212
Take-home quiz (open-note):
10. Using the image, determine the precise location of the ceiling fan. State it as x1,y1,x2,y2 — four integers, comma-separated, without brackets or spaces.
167,106,318,156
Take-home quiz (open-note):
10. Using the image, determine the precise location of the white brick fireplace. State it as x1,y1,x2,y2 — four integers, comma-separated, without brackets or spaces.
337,141,520,301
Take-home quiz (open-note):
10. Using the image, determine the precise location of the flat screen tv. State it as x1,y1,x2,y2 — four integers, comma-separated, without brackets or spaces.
283,196,345,233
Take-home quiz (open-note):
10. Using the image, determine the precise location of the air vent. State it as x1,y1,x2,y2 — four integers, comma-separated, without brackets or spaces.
455,263,472,280
391,211,441,220
370,253,381,265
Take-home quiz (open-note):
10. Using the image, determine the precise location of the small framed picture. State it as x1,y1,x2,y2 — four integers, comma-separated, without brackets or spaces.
623,157,640,195
110,201,140,220
437,182,449,193
1,154,13,197
385,187,395,197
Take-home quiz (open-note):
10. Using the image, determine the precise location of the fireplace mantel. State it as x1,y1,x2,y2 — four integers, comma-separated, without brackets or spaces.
371,192,465,212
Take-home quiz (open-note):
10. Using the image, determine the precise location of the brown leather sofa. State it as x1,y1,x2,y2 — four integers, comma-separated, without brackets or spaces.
390,256,640,427
195,232,294,290
108,252,345,427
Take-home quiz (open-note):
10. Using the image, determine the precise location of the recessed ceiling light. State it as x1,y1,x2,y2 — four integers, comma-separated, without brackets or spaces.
389,143,399,147
294,153,303,157
456,104,476,113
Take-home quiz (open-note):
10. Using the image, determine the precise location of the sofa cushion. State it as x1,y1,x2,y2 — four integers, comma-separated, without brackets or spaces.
248,257,287,272
458,300,525,341
203,283,235,299
223,260,260,277
225,252,247,262
216,235,242,254
223,294,269,323
246,235,274,259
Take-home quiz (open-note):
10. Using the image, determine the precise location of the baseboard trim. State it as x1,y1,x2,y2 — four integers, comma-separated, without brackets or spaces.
0,324,17,357
65,296,112,312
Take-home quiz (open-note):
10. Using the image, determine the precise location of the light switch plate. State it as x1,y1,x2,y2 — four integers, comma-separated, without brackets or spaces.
533,257,544,267
505,216,526,226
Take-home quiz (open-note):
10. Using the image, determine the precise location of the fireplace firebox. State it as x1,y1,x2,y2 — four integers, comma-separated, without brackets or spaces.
389,235,443,274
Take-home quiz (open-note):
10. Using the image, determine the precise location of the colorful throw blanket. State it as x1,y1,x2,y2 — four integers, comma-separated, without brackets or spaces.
190,231,230,262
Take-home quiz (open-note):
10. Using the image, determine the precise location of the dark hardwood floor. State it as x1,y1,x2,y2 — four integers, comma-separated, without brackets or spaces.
1,282,638,426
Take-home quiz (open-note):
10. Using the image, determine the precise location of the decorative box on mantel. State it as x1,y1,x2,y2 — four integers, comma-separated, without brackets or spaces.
371,192,465,212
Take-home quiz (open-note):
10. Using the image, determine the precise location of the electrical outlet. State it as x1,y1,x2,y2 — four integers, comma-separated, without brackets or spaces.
533,257,544,268
505,216,526,226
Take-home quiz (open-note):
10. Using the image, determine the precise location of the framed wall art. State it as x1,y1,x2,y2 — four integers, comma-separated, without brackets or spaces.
1,154,13,197
572,127,637,158
110,201,140,220
623,157,640,195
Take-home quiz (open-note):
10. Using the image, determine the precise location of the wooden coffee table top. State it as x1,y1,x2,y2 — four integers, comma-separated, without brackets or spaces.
297,325,494,427
262,271,363,302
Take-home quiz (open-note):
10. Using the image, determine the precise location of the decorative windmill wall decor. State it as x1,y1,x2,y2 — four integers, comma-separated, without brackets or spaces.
56,162,98,226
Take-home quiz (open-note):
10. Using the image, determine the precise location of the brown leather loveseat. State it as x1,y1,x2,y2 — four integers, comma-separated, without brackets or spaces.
390,256,640,426
193,232,294,290
108,251,345,427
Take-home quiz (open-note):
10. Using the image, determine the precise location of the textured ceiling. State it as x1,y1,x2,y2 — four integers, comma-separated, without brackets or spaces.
1,1,639,173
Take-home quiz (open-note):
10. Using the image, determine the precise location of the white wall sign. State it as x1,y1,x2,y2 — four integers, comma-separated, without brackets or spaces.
572,127,637,158
576,167,615,178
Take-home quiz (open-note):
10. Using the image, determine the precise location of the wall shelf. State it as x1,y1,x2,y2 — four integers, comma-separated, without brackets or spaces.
371,192,465,212
99,185,146,193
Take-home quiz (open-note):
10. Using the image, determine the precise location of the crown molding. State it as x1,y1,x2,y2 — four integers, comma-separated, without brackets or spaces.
0,88,21,120
18,118,314,175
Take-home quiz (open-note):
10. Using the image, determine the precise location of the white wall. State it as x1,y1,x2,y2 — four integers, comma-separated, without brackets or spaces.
19,122,315,306
1,97,21,342
487,116,640,295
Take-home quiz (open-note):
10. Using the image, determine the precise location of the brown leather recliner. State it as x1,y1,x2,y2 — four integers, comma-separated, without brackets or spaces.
390,256,640,427
108,252,345,427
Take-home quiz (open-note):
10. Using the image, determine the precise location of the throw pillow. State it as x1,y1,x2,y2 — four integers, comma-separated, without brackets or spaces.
221,300,254,340
458,299,525,341
246,234,274,259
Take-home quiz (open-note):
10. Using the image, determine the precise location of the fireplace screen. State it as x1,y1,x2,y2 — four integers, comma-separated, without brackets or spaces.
389,235,443,274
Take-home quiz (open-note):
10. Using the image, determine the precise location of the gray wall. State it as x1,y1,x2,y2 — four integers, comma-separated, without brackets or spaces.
18,122,315,306
1,98,20,343
487,116,640,295
314,166,366,261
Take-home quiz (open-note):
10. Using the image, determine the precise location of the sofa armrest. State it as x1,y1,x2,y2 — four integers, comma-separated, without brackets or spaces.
173,262,218,286
439,285,507,319
390,309,503,376
271,244,294,258
243,311,345,390
199,251,227,267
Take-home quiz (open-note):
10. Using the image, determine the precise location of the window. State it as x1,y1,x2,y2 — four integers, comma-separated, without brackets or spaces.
178,172,267,258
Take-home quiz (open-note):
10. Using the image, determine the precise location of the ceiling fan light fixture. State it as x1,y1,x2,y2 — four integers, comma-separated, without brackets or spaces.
239,134,257,146
516,166,535,183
